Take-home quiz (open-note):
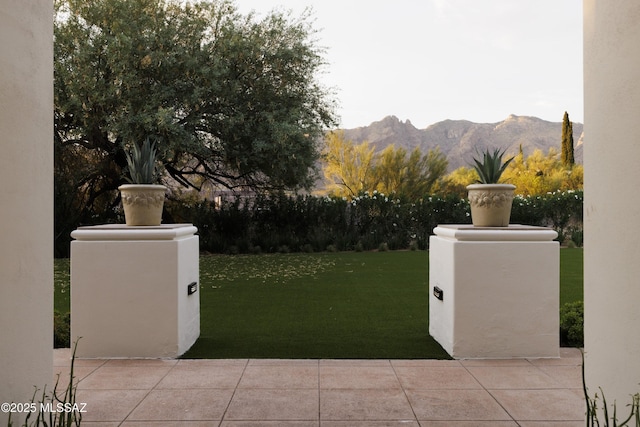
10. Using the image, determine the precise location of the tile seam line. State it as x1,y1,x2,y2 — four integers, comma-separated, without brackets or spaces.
117,359,179,424
389,358,420,423
219,358,250,424
72,364,106,389
73,354,110,385
317,358,321,423
462,360,518,422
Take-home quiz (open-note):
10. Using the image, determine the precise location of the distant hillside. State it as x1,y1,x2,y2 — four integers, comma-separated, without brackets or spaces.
339,114,584,172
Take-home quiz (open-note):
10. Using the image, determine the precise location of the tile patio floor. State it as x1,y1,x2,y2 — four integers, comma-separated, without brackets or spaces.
54,347,586,426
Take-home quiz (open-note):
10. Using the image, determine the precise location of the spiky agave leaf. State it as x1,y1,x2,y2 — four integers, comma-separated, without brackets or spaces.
124,137,159,184
471,147,514,184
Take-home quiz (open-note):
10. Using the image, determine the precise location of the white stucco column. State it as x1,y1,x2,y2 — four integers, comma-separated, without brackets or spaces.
584,0,640,404
0,1,54,424
71,225,200,358
429,225,559,359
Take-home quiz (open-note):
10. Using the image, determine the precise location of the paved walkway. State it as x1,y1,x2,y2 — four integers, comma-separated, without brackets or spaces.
54,348,586,426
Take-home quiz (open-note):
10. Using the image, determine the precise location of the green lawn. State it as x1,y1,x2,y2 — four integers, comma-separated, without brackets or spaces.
560,248,584,305
54,248,583,359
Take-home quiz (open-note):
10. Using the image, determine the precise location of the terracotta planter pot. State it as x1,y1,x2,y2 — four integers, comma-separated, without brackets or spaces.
466,183,516,227
118,184,167,226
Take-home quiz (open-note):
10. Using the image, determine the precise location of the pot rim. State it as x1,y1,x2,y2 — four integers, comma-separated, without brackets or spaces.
466,183,516,190
118,184,167,191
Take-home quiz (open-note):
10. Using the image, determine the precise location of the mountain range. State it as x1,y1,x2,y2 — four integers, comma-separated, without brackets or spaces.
339,114,584,172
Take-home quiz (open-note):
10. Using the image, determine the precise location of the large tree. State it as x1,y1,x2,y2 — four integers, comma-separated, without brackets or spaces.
54,0,336,245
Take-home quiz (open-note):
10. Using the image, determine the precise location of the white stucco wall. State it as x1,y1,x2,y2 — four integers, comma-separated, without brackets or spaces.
584,0,640,404
0,1,54,423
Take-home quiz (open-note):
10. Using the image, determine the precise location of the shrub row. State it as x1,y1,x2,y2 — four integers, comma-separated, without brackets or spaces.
166,190,583,254
560,300,584,347
511,190,584,246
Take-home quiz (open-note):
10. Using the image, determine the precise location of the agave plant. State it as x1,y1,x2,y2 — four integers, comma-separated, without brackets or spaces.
471,147,514,184
124,137,160,184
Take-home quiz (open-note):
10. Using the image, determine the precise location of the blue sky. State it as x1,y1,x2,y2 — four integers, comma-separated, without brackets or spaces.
236,0,583,129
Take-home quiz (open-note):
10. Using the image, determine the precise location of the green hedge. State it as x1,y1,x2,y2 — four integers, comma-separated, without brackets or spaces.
511,190,584,245
166,190,583,254
560,300,584,347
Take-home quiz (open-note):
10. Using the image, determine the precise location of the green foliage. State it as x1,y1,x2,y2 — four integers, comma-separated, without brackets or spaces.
568,226,584,247
322,132,448,199
511,190,583,242
55,0,335,190
559,301,583,347
442,148,583,198
373,145,407,195
322,131,376,197
373,146,448,199
501,148,583,196
165,190,583,254
54,143,124,257
562,111,575,166
470,147,514,184
123,137,160,184
166,191,471,253
438,166,478,198
54,0,337,253
586,391,640,427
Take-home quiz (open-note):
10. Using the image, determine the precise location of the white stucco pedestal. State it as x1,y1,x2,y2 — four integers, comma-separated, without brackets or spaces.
71,224,200,358
429,224,559,359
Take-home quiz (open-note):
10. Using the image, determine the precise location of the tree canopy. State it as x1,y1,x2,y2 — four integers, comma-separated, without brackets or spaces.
54,0,336,252
322,131,376,197
441,148,583,197
322,131,448,199
561,111,575,166
374,144,447,200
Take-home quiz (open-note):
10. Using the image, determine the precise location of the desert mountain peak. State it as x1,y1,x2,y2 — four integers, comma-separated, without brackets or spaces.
339,115,583,171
